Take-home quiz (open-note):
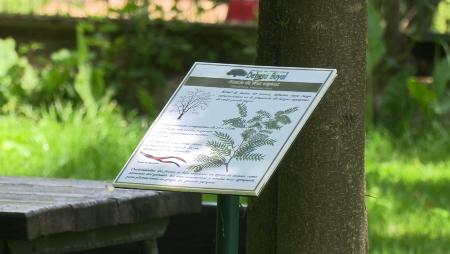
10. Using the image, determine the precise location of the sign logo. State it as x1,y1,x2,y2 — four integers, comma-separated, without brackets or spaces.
227,68,289,81
227,69,248,77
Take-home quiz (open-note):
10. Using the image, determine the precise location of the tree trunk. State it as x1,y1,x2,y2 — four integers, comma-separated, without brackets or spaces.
247,0,368,253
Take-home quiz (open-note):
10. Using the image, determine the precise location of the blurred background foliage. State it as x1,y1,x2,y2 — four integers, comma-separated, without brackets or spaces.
0,0,449,253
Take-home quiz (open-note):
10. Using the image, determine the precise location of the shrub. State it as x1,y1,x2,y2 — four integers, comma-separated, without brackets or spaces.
0,102,146,180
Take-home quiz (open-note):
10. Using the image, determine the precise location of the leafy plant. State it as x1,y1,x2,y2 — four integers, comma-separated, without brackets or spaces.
430,57,450,119
0,102,146,179
74,0,255,114
367,1,387,127
1,1,256,116
0,33,111,115
189,103,297,172
0,38,39,112
368,0,450,136
433,0,450,34
381,55,450,135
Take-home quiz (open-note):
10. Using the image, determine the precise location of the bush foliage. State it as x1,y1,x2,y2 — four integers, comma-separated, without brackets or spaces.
0,102,146,179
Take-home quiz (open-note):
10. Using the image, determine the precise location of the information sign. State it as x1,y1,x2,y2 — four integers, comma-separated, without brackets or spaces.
113,62,337,196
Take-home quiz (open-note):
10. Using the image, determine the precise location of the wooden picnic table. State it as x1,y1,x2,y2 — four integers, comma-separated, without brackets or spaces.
0,176,201,254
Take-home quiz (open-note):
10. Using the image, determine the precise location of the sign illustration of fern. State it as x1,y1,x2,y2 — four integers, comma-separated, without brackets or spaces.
189,103,298,172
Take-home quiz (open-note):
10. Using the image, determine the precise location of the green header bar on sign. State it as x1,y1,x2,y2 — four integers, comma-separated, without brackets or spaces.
184,77,321,92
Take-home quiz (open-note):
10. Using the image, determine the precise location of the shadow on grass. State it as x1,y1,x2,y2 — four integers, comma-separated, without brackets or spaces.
370,232,450,254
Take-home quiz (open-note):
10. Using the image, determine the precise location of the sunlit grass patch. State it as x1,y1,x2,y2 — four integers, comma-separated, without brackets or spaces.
0,103,147,180
366,130,450,254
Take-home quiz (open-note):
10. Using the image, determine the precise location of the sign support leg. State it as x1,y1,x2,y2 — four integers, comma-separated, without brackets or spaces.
216,195,240,254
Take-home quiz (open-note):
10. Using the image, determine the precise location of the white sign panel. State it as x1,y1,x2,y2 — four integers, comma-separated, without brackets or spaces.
113,62,336,196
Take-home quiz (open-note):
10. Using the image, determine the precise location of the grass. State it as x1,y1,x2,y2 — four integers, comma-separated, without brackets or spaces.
0,105,449,253
0,103,147,180
366,129,450,253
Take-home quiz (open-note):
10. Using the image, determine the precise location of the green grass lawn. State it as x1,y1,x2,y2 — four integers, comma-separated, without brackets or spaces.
366,130,450,253
0,108,449,253
367,159,450,253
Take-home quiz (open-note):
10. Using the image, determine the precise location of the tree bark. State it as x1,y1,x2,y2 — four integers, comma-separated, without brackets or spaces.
247,0,368,253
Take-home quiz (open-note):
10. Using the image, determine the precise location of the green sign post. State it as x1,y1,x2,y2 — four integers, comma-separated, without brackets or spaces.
216,195,240,254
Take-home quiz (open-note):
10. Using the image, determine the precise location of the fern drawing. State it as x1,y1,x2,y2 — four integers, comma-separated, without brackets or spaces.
189,103,298,172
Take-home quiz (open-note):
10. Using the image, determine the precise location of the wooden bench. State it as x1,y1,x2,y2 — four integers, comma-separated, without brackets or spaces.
0,176,201,254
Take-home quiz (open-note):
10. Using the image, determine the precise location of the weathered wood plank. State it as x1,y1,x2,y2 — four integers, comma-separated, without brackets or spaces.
0,176,201,240
0,200,54,212
0,185,108,196
26,204,75,240
6,219,168,254
0,192,92,202
0,177,108,188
